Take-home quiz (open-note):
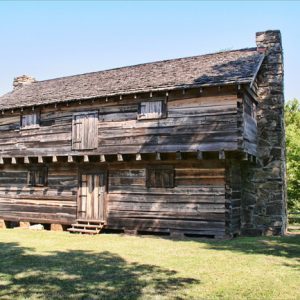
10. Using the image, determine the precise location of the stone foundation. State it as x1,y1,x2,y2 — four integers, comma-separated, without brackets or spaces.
20,221,30,228
50,224,64,231
0,219,6,229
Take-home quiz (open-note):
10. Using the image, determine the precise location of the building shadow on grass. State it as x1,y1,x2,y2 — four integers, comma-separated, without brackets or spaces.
0,242,199,299
202,235,300,262
164,234,300,270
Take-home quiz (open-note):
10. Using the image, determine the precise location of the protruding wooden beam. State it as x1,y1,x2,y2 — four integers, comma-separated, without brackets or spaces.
0,157,3,164
38,156,43,163
242,152,249,161
11,157,17,164
117,154,123,161
24,156,30,164
84,155,89,162
100,154,106,162
52,155,58,163
156,152,161,160
197,150,203,160
176,151,182,160
219,150,225,160
249,155,256,164
150,92,153,98
136,153,142,161
68,155,74,163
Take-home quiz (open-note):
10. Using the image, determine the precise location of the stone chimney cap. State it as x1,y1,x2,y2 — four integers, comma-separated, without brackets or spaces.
13,75,36,89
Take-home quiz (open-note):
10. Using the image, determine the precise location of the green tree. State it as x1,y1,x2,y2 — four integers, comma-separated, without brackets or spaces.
285,98,300,211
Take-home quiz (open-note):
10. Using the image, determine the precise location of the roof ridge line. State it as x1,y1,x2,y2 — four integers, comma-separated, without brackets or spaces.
35,47,257,84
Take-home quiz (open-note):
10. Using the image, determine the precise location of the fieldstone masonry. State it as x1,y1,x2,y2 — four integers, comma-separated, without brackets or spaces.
13,75,36,89
241,30,287,235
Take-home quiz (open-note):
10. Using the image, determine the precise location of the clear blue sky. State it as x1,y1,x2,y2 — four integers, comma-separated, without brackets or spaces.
0,1,299,101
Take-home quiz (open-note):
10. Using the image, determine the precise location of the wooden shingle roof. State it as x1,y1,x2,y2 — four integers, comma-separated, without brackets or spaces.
0,47,263,110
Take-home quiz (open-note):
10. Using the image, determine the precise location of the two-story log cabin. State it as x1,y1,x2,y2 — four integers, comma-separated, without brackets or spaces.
0,30,287,237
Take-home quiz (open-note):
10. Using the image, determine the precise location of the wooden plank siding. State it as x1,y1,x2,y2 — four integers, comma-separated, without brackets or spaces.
0,164,77,224
107,161,226,237
0,160,229,237
242,93,257,156
0,92,242,157
0,88,256,236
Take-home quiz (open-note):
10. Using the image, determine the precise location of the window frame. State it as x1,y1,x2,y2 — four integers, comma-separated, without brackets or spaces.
137,100,167,120
146,165,174,188
27,165,48,187
20,111,40,129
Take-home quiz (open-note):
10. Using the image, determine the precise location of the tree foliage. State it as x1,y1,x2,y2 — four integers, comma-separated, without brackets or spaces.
285,98,300,210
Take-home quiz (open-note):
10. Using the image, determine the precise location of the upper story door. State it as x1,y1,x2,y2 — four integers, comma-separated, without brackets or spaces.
72,111,98,150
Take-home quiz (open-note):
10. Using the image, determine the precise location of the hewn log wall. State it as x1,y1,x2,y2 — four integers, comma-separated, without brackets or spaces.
107,160,226,237
0,164,77,224
0,160,232,237
0,89,242,157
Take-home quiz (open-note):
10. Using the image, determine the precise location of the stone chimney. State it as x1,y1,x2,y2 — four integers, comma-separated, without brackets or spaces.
13,75,36,89
241,30,287,236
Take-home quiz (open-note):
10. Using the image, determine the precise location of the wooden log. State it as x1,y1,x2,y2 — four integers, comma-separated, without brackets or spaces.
38,156,43,163
136,153,142,161
11,157,17,164
100,154,106,162
242,152,249,161
219,150,225,160
52,155,58,163
68,156,73,163
0,157,4,164
197,151,203,160
117,154,123,162
156,152,161,160
84,155,89,162
24,156,30,164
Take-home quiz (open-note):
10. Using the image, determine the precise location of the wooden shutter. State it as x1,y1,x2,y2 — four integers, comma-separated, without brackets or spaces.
27,166,47,187
72,112,98,150
146,166,174,188
137,100,166,120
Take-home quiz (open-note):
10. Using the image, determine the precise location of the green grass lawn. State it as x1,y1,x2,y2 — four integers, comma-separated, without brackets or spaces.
0,229,299,300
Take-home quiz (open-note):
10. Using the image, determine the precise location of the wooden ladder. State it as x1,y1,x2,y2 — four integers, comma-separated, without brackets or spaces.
68,219,105,235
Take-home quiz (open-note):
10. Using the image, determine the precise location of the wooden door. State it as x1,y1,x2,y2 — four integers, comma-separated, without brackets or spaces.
78,173,106,221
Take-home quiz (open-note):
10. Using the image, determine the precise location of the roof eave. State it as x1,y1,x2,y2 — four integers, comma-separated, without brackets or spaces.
250,54,265,89
0,80,252,111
